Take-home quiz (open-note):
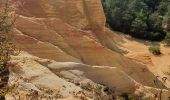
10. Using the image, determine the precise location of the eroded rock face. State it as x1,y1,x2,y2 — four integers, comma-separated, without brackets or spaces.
8,52,170,100
17,0,105,30
5,0,170,99
14,0,157,87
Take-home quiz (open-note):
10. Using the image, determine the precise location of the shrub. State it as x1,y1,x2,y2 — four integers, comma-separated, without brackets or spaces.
164,33,170,46
0,0,18,99
118,93,134,100
149,46,161,55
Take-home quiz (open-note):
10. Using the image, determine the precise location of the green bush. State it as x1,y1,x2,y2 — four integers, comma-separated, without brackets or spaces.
164,33,170,46
149,46,161,55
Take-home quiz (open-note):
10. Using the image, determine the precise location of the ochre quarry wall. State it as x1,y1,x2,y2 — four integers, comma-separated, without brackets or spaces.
17,0,105,30
12,0,165,90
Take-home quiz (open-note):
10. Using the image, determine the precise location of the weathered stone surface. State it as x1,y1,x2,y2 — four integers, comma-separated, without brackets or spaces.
4,0,170,99
17,0,105,30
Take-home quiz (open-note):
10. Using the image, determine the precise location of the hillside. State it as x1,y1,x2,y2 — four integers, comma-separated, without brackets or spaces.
3,0,170,100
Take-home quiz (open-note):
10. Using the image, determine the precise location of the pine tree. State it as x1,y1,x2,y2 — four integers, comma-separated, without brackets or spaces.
102,0,169,41
167,17,170,31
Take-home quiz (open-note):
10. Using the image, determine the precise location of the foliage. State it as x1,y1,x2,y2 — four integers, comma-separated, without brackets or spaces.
166,17,170,31
149,45,161,55
0,0,15,69
0,0,18,99
102,0,168,41
165,2,170,17
130,10,147,38
164,1,170,32
164,33,170,46
118,93,135,100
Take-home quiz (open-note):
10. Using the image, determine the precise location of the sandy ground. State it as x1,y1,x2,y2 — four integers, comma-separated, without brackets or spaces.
118,34,170,88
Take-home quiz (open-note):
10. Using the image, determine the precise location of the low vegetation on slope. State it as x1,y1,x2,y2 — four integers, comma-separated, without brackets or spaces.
102,0,169,41
164,32,170,46
149,45,161,55
0,0,17,99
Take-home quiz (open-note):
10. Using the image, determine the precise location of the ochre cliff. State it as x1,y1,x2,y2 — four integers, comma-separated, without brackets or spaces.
14,0,155,86
5,0,170,100
17,0,105,30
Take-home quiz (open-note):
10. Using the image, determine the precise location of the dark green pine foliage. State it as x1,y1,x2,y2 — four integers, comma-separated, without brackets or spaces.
167,17,170,31
102,0,169,41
